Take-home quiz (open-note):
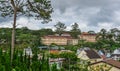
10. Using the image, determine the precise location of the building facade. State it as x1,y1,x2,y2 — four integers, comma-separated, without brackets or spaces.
79,32,97,42
41,35,78,45
77,49,102,63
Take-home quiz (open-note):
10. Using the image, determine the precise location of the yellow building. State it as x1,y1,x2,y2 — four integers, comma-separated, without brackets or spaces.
89,59,120,71
79,32,97,42
67,39,78,45
77,49,102,63
41,35,78,45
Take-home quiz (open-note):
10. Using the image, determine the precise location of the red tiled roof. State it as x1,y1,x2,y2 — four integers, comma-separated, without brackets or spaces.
42,35,73,39
81,32,96,36
50,50,60,54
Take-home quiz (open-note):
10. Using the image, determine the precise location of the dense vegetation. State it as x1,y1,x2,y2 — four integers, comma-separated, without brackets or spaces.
1,27,120,52
0,27,120,71
0,48,60,71
0,47,91,71
0,27,53,50
0,48,109,71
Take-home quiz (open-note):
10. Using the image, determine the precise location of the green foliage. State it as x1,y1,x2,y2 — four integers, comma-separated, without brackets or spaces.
0,0,53,65
54,22,66,36
0,48,59,71
50,43,58,47
95,28,120,51
60,52,77,60
70,23,81,38
64,45,79,52
76,28,120,51
0,0,53,23
88,30,95,34
0,28,54,49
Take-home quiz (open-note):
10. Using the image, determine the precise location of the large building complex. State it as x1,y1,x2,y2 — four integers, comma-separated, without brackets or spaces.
41,35,78,45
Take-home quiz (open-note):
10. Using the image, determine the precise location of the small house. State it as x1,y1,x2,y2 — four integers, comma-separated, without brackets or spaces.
49,58,65,69
24,47,33,57
77,48,102,63
111,48,120,61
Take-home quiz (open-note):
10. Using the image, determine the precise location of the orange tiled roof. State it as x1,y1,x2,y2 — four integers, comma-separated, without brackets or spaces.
50,50,60,54
81,32,96,36
42,35,73,39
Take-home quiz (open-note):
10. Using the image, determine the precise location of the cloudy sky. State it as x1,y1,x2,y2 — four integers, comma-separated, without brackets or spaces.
0,0,120,32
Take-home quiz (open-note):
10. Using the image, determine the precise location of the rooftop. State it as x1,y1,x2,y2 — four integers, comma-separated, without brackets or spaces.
85,49,101,59
42,35,73,39
113,48,120,54
80,32,96,36
91,59,120,69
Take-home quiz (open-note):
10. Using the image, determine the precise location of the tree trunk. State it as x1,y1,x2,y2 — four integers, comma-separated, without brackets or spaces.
11,9,17,65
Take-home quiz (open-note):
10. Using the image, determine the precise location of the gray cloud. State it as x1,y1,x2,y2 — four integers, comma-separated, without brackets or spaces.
51,0,120,32
0,17,12,23
0,0,120,32
51,0,118,12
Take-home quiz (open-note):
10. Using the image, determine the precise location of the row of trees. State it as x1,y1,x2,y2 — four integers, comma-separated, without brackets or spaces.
78,28,120,52
0,27,54,49
96,28,120,51
54,22,81,38
2,48,108,71
1,27,120,51
0,22,81,50
0,48,61,71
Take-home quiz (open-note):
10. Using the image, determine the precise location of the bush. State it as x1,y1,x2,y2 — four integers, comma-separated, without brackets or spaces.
0,48,59,71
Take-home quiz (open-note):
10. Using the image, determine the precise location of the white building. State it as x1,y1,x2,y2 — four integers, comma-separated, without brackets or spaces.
24,47,33,56
111,48,120,61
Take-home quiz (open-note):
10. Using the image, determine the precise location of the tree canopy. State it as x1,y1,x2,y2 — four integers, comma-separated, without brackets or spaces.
0,0,53,23
54,22,66,36
70,23,81,38
0,0,53,64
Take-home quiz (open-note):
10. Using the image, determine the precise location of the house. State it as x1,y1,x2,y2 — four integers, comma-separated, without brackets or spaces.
98,50,107,60
79,32,97,42
111,48,120,61
76,47,90,55
111,54,120,61
90,59,120,71
98,50,111,58
38,46,49,50
41,35,78,45
49,46,72,54
77,48,102,63
24,47,33,57
49,58,65,69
